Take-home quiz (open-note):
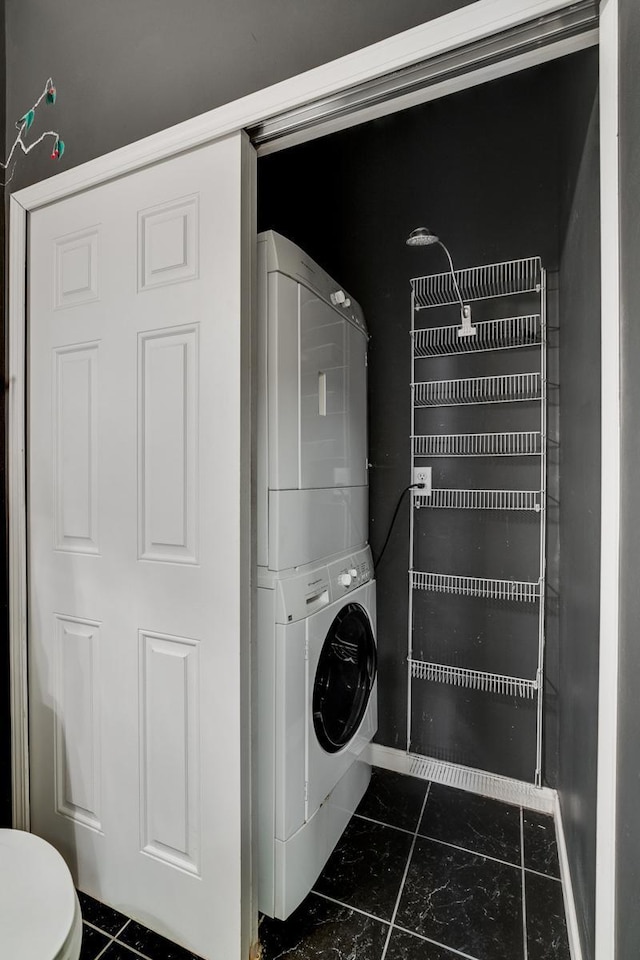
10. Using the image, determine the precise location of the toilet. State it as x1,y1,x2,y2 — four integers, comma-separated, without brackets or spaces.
0,829,82,959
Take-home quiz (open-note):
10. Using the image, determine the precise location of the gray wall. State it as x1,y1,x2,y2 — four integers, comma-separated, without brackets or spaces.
556,52,601,960
259,55,601,784
616,1,640,957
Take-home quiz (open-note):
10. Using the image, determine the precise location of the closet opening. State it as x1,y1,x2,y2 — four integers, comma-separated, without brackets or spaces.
256,44,600,956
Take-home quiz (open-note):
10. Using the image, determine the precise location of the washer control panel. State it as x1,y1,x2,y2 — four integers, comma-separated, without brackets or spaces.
272,546,373,623
328,547,372,599
275,569,331,624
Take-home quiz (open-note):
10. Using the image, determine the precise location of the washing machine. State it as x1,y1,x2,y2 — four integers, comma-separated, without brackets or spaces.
258,545,377,920
257,230,369,572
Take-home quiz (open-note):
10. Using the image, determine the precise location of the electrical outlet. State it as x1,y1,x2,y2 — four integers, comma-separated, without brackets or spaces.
413,466,432,495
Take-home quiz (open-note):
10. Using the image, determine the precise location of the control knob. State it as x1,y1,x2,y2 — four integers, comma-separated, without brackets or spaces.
339,572,352,587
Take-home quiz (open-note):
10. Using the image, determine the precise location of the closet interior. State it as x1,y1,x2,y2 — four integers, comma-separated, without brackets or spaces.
258,43,601,837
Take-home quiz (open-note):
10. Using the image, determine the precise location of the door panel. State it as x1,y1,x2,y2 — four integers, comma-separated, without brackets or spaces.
138,325,199,563
53,614,102,830
53,343,100,553
28,131,255,960
139,629,200,873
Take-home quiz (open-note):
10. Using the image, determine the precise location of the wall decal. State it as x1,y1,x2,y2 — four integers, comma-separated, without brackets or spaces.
2,77,65,185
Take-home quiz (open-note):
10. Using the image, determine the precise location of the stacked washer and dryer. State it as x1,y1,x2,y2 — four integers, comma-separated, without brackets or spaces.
257,231,378,920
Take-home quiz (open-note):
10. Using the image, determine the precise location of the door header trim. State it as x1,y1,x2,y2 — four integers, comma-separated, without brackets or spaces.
248,1,598,149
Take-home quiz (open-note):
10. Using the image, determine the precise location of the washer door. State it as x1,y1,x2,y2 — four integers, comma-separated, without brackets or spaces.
312,602,377,754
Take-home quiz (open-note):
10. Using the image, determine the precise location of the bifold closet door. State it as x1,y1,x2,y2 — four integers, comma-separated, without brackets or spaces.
27,131,255,960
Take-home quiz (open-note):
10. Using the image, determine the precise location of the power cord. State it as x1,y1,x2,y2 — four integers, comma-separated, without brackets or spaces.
373,482,425,572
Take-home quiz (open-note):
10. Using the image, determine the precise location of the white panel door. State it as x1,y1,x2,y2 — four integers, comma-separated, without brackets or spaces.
28,132,255,960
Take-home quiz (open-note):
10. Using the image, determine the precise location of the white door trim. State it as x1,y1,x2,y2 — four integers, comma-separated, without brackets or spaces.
8,193,30,830
8,1,621,956
595,3,619,957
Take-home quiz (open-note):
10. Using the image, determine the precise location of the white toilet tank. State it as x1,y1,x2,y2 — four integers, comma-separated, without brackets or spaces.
0,829,82,960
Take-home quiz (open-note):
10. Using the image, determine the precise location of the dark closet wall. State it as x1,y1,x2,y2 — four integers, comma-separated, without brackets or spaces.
556,56,601,960
259,52,599,787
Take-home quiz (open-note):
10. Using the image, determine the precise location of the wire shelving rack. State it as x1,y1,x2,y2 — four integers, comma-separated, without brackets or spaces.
408,256,547,787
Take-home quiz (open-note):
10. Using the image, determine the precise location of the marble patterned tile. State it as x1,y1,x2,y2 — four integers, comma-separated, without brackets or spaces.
100,945,145,960
396,836,524,960
118,920,204,959
525,871,570,960
523,810,560,877
355,767,429,832
77,891,130,937
80,923,111,960
418,783,521,865
259,893,388,959
385,928,464,959
313,816,413,920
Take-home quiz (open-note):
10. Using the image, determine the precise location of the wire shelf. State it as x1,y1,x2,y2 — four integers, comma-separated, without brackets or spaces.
409,659,537,698
413,431,541,458
413,314,541,357
414,372,541,407
414,488,541,511
411,571,540,602
411,258,542,309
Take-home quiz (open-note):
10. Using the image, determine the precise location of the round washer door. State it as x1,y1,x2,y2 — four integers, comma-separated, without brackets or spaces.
312,602,377,754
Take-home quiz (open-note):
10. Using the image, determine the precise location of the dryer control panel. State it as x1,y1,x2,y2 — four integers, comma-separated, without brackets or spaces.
261,229,366,335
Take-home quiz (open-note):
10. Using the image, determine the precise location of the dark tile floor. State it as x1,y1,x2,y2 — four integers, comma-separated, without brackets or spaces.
78,890,204,960
79,767,571,960
259,767,572,960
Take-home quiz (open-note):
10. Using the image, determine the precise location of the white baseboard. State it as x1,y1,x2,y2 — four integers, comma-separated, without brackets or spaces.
554,794,585,960
365,743,555,813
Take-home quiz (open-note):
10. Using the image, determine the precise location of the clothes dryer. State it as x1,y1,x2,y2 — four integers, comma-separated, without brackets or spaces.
258,545,377,920
257,231,369,572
